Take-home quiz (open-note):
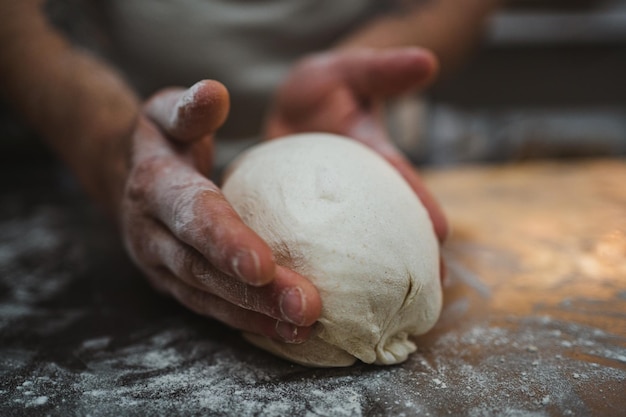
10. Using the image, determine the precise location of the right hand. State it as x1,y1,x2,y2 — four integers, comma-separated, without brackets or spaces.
265,48,448,243
119,80,322,342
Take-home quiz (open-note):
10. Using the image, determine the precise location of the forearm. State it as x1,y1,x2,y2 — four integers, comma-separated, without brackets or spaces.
0,1,139,214
337,0,501,75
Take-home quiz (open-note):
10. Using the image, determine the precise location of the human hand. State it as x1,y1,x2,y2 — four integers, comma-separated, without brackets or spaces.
265,48,448,243
120,81,322,342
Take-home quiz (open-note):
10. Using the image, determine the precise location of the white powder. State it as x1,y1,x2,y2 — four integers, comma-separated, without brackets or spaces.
0,205,85,308
1,192,624,416
3,315,623,416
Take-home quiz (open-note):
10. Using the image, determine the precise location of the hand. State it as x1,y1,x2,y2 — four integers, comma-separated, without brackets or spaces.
120,81,321,342
265,47,449,243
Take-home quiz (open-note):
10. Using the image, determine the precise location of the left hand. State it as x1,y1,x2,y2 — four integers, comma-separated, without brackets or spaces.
264,47,448,243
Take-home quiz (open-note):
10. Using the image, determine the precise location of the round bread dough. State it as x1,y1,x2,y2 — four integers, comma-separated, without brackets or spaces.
222,133,442,367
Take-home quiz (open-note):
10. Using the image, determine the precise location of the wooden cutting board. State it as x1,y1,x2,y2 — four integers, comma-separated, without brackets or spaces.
412,159,626,414
2,158,623,416
429,159,625,330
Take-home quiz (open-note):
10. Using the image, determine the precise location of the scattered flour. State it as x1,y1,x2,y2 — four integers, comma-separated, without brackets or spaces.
2,316,624,417
1,185,625,417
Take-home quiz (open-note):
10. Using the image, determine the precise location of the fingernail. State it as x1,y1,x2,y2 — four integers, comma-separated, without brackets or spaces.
275,321,304,344
232,249,262,285
279,287,305,325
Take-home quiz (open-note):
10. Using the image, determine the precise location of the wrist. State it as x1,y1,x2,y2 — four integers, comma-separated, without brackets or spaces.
51,54,141,221
93,111,139,223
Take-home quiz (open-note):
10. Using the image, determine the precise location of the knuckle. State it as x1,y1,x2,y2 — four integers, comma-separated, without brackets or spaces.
124,156,169,202
183,249,213,282
168,187,200,237
172,187,225,248
120,216,164,272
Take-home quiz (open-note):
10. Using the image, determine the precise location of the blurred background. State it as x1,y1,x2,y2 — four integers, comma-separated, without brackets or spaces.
391,0,626,165
1,0,625,167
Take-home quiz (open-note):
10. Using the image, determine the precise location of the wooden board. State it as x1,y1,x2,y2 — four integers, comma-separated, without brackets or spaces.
1,159,624,416
415,159,626,414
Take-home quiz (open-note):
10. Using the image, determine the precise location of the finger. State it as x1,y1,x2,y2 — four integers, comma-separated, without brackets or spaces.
144,80,230,143
143,161,276,286
332,47,439,98
386,153,449,244
145,224,321,326
129,119,275,285
265,48,438,138
149,267,314,343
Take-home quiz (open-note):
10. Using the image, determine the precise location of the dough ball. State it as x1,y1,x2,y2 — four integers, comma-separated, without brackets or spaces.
222,133,442,367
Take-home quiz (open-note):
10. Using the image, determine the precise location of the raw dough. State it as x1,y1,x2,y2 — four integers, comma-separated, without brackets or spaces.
222,133,442,367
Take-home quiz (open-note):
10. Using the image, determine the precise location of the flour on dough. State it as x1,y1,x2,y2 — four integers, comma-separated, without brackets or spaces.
222,133,442,367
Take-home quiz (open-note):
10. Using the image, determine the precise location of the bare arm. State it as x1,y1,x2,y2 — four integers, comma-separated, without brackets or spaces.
0,0,321,341
0,0,138,212
337,0,501,76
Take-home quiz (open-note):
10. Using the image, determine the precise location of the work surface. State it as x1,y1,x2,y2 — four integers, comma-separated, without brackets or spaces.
1,159,624,416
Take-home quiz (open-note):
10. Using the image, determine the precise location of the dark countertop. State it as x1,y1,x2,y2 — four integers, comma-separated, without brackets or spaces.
1,159,625,416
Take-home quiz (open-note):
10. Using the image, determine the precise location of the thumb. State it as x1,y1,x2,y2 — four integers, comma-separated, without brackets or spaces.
144,80,230,143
